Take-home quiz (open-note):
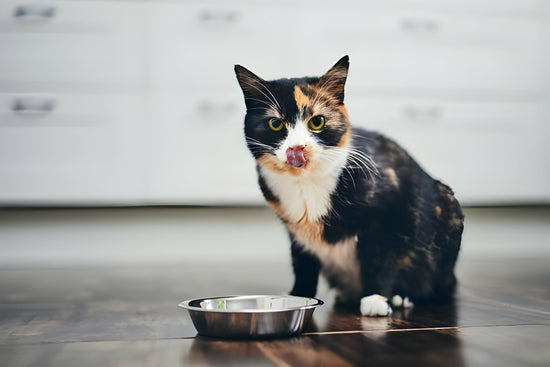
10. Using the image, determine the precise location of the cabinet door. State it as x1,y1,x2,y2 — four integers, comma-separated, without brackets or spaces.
348,98,549,204
149,2,296,203
0,1,146,87
148,93,261,204
149,1,294,94
0,93,149,204
287,4,542,95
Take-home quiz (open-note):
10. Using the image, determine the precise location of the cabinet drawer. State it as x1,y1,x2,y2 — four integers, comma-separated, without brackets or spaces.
348,98,548,203
307,0,540,17
0,1,146,86
153,1,542,97
150,1,297,94
149,93,262,204
347,98,542,133
295,8,542,94
0,93,148,204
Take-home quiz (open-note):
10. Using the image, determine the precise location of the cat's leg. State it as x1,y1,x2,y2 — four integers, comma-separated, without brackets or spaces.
356,235,398,317
430,182,463,302
289,237,321,298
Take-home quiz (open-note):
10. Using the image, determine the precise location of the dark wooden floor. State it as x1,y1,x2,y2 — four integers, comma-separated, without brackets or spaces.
0,258,549,366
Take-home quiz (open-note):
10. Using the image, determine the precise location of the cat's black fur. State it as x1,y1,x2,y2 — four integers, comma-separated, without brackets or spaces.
235,56,464,310
293,128,463,305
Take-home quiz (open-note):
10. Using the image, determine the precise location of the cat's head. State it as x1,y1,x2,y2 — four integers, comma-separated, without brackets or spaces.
235,56,351,177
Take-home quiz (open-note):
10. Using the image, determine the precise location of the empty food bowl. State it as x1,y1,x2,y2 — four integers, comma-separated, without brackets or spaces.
178,295,323,338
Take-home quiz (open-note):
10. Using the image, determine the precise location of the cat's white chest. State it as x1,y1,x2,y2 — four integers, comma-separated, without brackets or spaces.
259,164,342,223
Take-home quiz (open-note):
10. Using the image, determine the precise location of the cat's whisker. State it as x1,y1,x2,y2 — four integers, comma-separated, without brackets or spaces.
261,82,282,110
244,97,279,113
315,77,339,99
241,81,281,112
346,155,371,181
246,106,270,111
244,79,282,111
309,75,341,107
347,147,379,173
320,149,363,193
245,137,274,154
342,165,358,193
348,154,379,182
326,145,379,183
311,77,345,107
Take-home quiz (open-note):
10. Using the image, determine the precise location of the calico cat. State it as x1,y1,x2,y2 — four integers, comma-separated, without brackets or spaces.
234,56,464,316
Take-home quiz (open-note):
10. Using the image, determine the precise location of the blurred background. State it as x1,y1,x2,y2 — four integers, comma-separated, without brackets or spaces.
1,0,549,268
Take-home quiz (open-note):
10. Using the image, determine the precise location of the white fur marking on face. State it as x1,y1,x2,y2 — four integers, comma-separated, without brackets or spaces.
260,120,348,223
275,118,314,163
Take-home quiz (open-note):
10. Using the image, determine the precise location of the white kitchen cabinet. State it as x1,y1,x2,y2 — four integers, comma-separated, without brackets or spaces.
348,99,547,204
0,1,149,205
0,92,149,204
290,5,542,96
0,0,548,205
147,93,261,204
147,2,295,203
0,1,147,86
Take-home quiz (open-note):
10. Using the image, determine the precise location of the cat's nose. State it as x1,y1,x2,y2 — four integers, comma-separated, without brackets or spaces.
286,146,306,168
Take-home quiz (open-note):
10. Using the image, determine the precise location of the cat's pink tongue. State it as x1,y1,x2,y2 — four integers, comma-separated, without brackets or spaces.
286,146,306,168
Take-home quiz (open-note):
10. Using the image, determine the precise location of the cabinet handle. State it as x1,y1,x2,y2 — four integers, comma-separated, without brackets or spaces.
400,18,439,33
197,101,236,115
12,98,55,114
403,105,442,123
13,5,56,20
198,10,239,23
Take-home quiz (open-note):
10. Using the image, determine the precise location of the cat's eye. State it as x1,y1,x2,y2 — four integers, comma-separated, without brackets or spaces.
309,115,325,130
268,118,284,131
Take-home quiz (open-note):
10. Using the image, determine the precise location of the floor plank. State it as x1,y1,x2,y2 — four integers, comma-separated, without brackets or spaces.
2,325,548,367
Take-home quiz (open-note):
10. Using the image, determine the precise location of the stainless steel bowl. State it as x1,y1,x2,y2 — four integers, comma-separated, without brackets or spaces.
178,295,323,338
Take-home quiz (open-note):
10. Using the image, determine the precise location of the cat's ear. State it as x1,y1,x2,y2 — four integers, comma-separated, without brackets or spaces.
318,55,349,103
234,65,268,103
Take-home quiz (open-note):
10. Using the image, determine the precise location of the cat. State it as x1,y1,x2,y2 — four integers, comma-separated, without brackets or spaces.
234,56,464,316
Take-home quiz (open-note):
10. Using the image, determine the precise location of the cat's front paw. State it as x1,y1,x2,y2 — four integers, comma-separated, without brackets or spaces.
360,294,392,317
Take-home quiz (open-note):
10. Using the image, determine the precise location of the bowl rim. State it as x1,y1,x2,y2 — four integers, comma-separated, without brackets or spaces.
178,294,324,313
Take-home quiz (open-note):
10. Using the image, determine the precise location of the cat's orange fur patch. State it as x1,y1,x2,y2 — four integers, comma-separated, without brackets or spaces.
397,254,413,268
258,153,288,174
309,86,334,105
337,124,352,148
265,198,327,248
287,219,326,249
337,104,349,119
293,86,310,110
